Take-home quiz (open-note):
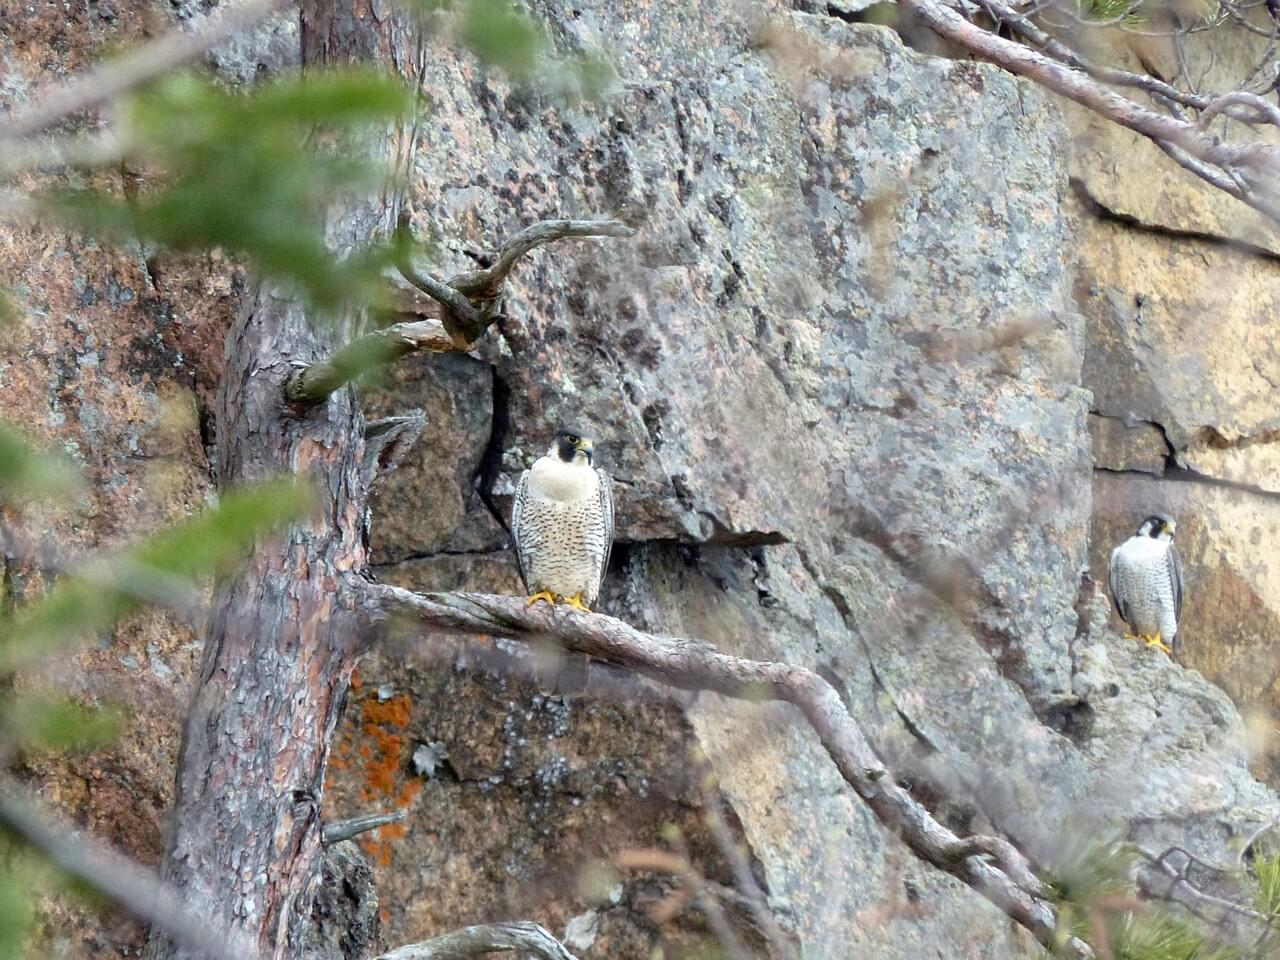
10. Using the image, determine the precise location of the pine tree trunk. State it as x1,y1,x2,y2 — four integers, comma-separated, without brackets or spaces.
148,5,420,957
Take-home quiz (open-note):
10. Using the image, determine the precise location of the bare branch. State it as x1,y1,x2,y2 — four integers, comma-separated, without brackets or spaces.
1135,844,1273,931
289,218,635,405
898,0,1280,219
322,809,407,846
374,922,579,960
0,778,256,960
1195,89,1280,129
393,255,487,337
283,320,457,405
0,0,290,147
354,582,1094,959
446,219,636,298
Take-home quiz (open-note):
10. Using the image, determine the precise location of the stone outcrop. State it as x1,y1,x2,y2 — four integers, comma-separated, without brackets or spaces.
4,1,1280,958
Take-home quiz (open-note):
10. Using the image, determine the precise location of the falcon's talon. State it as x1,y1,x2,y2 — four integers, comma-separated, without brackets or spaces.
526,591,557,607
563,593,591,613
1143,633,1173,655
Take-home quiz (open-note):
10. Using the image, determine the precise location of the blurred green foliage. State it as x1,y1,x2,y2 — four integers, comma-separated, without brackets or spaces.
0,424,79,507
40,70,414,314
1045,839,1247,960
0,476,312,673
1076,0,1219,24
408,0,615,98
1,694,124,756
0,423,310,953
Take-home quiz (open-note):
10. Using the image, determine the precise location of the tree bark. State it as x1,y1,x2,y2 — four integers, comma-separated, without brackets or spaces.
147,4,420,958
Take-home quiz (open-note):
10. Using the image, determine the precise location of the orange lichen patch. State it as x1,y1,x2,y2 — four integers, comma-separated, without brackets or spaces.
362,693,412,729
328,689,423,869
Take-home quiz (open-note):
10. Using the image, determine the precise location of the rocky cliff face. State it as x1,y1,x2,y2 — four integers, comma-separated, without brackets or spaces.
4,1,1280,958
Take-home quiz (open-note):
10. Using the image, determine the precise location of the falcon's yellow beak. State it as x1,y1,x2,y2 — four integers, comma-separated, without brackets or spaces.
1163,519,1177,535
574,437,593,463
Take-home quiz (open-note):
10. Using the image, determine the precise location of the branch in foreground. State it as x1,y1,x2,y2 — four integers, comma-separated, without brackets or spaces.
0,778,255,960
286,219,635,405
355,583,1093,959
375,921,579,960
0,0,290,147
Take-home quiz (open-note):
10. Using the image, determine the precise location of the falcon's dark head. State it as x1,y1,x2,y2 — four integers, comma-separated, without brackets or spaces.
552,428,594,466
1137,513,1177,541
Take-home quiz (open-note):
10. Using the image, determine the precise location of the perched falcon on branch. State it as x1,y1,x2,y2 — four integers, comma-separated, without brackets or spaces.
510,428,614,613
1109,513,1183,657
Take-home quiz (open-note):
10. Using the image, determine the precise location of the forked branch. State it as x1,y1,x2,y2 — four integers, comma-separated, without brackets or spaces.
284,218,634,405
354,582,1094,959
895,0,1280,222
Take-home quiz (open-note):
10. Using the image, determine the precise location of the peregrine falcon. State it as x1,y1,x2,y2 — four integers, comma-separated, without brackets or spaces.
510,428,614,613
1109,513,1183,656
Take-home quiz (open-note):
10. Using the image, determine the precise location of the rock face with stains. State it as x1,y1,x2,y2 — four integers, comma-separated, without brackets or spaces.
4,1,1280,958
1067,16,1280,789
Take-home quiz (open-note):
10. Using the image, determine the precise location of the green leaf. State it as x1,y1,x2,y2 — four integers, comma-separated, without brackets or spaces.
0,289,16,329
0,479,312,673
0,423,80,505
0,871,33,960
2,693,125,754
40,70,414,314
458,0,545,81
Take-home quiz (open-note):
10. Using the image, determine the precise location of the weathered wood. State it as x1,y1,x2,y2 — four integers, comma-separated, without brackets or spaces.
147,4,422,958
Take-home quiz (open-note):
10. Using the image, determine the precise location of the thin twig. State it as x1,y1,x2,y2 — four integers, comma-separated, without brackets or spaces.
0,778,256,960
613,847,752,960
374,922,579,960
356,582,1094,959
0,0,291,146
701,788,800,960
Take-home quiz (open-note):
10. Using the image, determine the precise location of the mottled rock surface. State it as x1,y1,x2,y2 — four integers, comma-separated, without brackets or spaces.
4,1,1280,959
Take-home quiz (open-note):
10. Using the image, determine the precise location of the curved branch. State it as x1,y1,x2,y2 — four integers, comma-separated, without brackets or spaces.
375,922,579,960
322,809,407,846
288,218,635,405
354,582,1094,959
1195,90,1280,130
446,219,636,298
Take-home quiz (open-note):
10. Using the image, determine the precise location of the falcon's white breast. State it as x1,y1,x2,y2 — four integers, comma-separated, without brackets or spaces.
511,442,614,607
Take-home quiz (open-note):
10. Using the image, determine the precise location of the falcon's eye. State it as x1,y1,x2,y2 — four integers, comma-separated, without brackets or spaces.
566,434,579,444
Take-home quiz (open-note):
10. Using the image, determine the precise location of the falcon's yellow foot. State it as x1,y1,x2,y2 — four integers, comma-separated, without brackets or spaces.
526,591,557,607
1140,633,1173,656
1122,632,1140,641
563,593,591,614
